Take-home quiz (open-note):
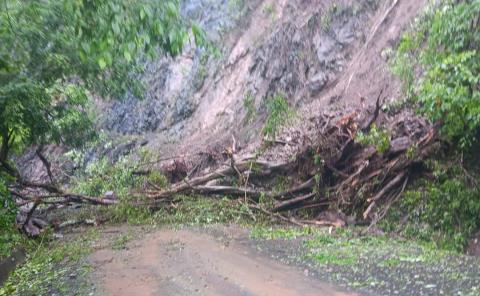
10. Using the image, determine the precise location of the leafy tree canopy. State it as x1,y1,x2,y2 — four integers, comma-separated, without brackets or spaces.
0,0,205,226
0,0,204,166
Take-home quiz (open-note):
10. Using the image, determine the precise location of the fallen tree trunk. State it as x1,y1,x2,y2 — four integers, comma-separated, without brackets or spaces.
139,100,438,227
11,96,439,234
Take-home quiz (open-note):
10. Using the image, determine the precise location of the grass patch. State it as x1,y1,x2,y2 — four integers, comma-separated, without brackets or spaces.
250,226,450,267
0,229,99,296
243,91,256,125
304,230,447,267
111,232,134,250
263,93,295,139
262,3,277,21
250,226,317,240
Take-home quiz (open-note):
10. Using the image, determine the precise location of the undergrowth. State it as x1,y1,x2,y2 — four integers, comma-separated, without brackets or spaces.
355,124,391,154
153,195,263,226
382,158,480,251
71,153,168,225
251,226,449,267
389,0,480,251
392,0,480,148
263,93,295,139
0,229,98,296
243,91,256,125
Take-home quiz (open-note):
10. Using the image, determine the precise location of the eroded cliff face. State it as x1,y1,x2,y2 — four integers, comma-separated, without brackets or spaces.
99,0,425,157
101,0,254,135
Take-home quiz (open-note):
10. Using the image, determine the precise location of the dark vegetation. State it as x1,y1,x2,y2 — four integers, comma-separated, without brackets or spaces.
0,0,479,293
0,0,205,234
386,0,480,250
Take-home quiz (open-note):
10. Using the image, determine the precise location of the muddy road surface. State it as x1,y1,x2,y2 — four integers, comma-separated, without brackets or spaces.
90,228,353,296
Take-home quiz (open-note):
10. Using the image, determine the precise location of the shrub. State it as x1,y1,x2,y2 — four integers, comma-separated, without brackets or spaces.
393,0,480,148
71,156,167,224
355,124,391,154
383,161,480,251
263,94,295,138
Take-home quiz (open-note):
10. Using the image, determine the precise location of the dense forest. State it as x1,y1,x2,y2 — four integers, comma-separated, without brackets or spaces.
1,0,479,295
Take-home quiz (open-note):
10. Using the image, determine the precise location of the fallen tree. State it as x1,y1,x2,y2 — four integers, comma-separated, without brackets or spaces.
7,93,439,235
137,93,439,227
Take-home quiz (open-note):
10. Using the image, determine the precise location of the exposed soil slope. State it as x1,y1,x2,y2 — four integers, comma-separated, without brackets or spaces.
99,0,428,160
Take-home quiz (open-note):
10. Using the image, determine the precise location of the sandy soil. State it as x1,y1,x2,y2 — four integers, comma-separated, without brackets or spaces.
90,227,354,296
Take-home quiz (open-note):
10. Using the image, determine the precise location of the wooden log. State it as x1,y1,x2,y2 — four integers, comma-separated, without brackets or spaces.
273,192,316,212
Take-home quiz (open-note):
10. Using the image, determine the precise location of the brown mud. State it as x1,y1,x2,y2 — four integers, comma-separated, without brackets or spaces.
90,227,354,296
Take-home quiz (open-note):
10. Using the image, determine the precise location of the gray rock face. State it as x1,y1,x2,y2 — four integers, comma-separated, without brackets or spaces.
101,0,377,144
308,72,328,96
101,0,248,135
248,3,373,104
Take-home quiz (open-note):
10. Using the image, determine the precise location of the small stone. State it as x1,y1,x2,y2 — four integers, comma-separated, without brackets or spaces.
53,233,64,239
308,72,328,95
104,191,117,200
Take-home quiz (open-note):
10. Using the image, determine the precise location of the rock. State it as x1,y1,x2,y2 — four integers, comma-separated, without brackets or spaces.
0,249,26,286
466,231,480,256
100,0,247,135
104,191,117,200
308,72,328,95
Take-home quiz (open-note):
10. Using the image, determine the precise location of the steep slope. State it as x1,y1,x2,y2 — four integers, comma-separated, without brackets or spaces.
100,0,427,161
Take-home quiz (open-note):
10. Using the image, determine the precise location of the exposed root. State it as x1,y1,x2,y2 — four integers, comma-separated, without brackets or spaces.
139,96,438,227
12,95,439,235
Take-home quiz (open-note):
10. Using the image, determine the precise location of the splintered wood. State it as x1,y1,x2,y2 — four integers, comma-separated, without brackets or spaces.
142,95,438,227
14,94,438,235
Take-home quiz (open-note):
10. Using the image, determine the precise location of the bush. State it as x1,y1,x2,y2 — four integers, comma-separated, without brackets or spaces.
0,176,15,231
383,161,480,251
355,124,391,154
393,0,480,148
71,156,167,224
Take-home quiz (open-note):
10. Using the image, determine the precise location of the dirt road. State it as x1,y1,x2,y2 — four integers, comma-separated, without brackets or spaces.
90,227,354,296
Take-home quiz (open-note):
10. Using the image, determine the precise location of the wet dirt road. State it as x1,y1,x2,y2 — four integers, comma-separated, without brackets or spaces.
90,228,355,296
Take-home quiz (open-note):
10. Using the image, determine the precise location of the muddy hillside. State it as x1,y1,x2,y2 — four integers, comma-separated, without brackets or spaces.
98,0,425,157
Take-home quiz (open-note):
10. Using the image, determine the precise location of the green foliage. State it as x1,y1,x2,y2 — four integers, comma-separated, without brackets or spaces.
262,3,276,20
71,156,167,224
147,171,169,188
392,0,480,148
262,93,295,139
73,157,136,198
250,226,316,240
251,226,447,267
242,92,256,125
304,231,444,266
258,192,275,209
228,0,245,14
383,161,480,251
0,0,205,232
0,231,26,260
0,0,192,151
355,124,391,153
0,230,98,296
153,195,256,225
0,177,15,231
111,232,134,250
